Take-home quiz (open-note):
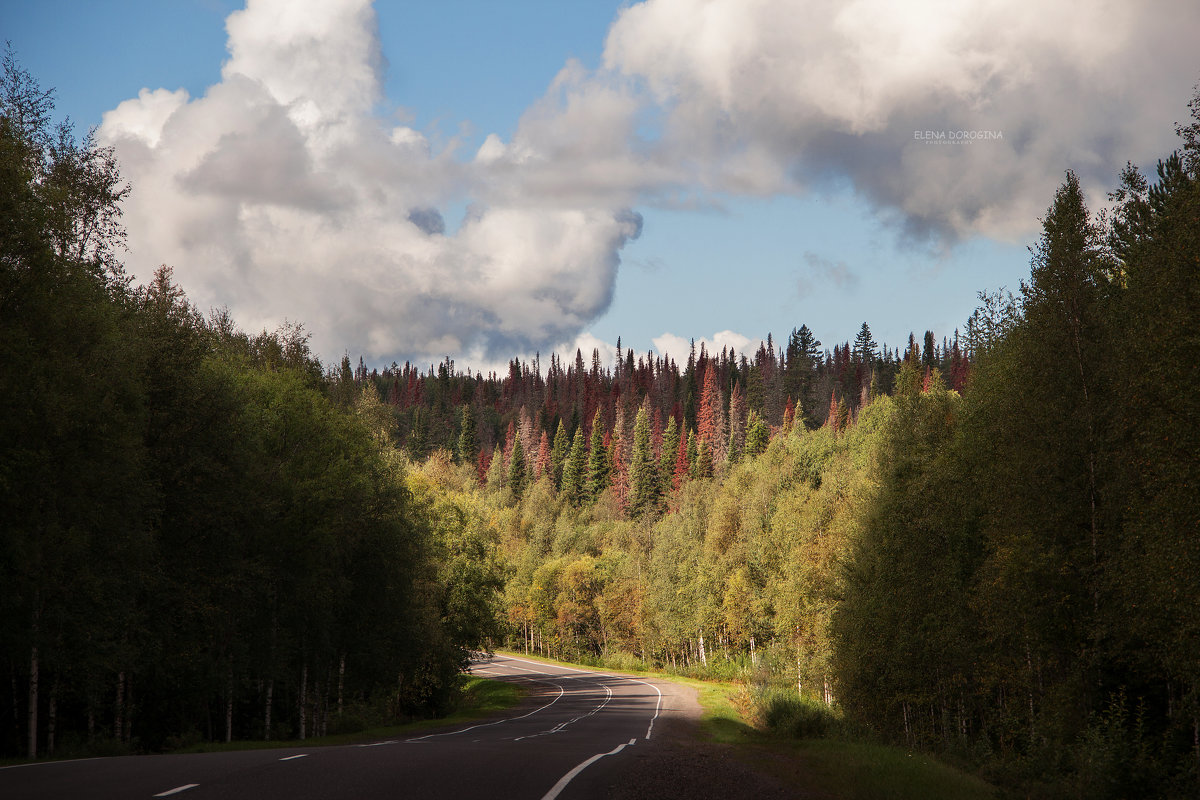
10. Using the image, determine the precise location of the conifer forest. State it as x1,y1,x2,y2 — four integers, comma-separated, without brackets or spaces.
4,51,1200,798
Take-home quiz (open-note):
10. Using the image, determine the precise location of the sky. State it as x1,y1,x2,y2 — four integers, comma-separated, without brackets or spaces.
7,0,1198,373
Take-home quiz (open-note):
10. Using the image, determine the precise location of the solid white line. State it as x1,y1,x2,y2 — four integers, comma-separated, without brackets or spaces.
514,683,613,741
279,753,308,761
497,655,665,739
0,757,104,771
540,740,633,800
405,680,566,741
153,784,199,797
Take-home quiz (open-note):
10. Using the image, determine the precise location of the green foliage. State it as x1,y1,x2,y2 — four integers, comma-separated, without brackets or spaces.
585,410,608,502
559,429,587,507
628,404,664,518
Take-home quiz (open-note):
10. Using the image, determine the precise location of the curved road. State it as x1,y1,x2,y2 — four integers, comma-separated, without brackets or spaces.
0,654,688,800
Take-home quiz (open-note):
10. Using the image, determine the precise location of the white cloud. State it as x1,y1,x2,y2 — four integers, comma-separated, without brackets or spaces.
653,330,764,367
599,0,1199,240
97,0,1198,368
98,0,642,366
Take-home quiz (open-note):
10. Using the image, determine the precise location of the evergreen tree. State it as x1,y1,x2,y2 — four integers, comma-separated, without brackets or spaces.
549,420,569,488
628,404,663,517
852,322,878,365
560,430,587,506
456,404,476,464
726,382,746,465
585,409,609,501
507,435,526,499
743,412,769,459
660,415,680,495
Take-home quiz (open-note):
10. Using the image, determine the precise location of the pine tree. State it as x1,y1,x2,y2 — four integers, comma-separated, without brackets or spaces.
628,404,663,517
697,362,727,465
560,429,587,506
660,415,680,495
456,405,476,464
726,382,746,465
586,409,609,502
744,411,769,459
550,421,569,487
508,435,526,499
692,437,713,480
534,430,551,479
673,429,690,491
853,322,878,365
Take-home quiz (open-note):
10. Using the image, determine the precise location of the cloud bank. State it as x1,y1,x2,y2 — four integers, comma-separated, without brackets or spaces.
100,0,642,365
99,0,1198,366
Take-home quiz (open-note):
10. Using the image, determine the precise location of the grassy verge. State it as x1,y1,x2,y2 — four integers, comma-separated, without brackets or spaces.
174,675,522,754
491,649,996,799
0,675,522,765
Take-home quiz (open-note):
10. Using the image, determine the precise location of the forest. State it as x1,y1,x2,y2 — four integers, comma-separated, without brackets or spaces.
1,53,504,758
4,49,1200,798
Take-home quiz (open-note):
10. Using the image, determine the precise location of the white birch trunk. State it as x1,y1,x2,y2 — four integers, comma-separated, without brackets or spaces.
698,633,707,667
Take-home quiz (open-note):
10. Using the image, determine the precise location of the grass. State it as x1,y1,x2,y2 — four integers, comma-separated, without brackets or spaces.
491,649,997,799
1,676,522,765
174,675,522,754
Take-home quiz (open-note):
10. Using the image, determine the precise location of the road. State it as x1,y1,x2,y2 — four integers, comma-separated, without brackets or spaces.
0,654,687,800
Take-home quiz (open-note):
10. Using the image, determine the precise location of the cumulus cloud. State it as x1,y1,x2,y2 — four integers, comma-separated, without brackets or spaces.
98,0,1197,367
599,0,1199,240
99,0,642,365
653,330,764,367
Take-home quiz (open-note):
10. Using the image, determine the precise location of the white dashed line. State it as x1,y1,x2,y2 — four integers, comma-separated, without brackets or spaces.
153,784,199,797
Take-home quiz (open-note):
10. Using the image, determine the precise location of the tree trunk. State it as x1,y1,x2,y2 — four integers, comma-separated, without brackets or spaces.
114,671,125,743
264,679,273,741
338,655,345,718
298,663,307,741
698,633,707,667
27,643,38,760
47,682,57,757
225,666,234,743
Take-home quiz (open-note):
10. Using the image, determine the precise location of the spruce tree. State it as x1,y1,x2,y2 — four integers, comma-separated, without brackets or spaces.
628,405,663,517
560,429,587,506
550,421,569,487
508,435,526,499
585,409,609,502
456,404,476,464
660,416,680,495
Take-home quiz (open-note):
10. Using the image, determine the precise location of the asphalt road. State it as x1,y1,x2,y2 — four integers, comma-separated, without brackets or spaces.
0,654,686,800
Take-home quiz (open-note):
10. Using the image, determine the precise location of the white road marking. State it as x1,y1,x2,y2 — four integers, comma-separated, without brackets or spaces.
0,757,103,771
495,655,666,739
153,784,199,797
405,679,566,741
514,683,613,741
355,739,397,747
279,754,308,761
540,740,635,800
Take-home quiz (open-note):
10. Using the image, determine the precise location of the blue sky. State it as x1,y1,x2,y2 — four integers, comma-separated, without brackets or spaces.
7,0,1196,370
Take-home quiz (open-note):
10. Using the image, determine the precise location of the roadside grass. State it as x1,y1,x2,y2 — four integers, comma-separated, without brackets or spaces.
0,676,521,765
491,649,996,799
174,675,522,754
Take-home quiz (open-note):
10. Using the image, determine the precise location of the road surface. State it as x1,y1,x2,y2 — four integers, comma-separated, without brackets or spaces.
0,654,688,800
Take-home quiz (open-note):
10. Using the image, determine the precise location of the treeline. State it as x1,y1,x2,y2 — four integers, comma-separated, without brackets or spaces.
345,311,971,478
1,54,503,759
398,91,1200,797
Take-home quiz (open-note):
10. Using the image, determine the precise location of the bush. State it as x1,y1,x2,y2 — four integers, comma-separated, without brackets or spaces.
745,684,841,739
